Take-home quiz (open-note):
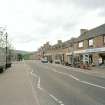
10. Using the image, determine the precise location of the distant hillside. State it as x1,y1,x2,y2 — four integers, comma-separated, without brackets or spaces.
11,49,30,54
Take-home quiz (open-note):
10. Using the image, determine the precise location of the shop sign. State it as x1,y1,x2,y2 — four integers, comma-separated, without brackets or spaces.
44,53,52,56
66,47,105,55
74,50,86,54
66,52,72,55
86,47,105,53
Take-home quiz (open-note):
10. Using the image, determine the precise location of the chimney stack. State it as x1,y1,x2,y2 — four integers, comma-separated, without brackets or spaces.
80,29,88,35
58,40,62,44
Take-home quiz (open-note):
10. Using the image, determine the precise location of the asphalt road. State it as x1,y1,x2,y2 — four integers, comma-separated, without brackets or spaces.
26,60,105,105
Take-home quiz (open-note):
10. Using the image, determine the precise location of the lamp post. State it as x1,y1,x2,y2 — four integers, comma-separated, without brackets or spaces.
5,32,8,66
71,38,74,66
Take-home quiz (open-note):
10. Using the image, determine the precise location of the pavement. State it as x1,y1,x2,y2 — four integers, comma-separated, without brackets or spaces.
0,61,39,105
67,66,105,78
52,63,105,78
26,60,105,105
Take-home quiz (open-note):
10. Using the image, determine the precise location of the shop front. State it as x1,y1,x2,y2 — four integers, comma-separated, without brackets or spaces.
66,47,105,66
85,47,105,66
99,52,105,65
66,53,72,65
79,53,93,65
44,53,53,63
66,53,80,66
54,53,64,64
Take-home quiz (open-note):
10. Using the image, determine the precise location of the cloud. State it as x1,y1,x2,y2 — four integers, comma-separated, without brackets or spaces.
72,0,105,9
0,0,105,51
97,9,105,17
40,0,105,10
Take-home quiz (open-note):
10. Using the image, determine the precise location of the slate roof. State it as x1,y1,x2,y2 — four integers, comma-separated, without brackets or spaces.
77,23,105,41
43,23,105,49
62,23,105,47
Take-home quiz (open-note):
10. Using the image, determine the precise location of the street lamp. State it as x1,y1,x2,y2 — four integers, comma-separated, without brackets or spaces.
71,38,74,66
5,32,8,66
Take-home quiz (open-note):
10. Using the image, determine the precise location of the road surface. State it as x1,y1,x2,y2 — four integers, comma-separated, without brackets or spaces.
26,60,105,105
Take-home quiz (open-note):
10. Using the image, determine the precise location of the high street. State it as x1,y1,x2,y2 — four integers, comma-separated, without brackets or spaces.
26,60,105,105
0,61,105,105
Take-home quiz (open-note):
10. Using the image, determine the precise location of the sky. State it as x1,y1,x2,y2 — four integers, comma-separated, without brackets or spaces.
0,0,105,51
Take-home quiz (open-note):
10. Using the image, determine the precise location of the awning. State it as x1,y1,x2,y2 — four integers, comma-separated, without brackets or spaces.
66,47,105,55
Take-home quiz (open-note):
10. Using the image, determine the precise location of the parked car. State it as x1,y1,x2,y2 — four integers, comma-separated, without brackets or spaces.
41,58,48,63
54,59,61,64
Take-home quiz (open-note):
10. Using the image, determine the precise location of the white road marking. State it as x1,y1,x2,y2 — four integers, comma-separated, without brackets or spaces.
25,62,105,105
49,94,64,105
24,64,41,105
30,71,38,78
37,77,40,88
30,79,41,105
37,77,43,90
52,68,79,80
58,101,63,104
69,74,79,81
51,68,105,90
30,70,65,105
30,63,105,89
49,94,59,102
80,80,105,89
62,66,105,78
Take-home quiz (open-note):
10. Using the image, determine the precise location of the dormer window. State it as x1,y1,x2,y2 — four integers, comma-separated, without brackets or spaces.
104,35,105,44
78,41,83,48
88,39,93,47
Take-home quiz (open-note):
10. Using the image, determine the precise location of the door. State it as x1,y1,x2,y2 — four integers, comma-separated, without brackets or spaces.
83,54,89,64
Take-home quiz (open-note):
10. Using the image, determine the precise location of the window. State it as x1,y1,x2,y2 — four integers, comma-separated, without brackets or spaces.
78,41,83,48
89,39,93,46
104,35,105,44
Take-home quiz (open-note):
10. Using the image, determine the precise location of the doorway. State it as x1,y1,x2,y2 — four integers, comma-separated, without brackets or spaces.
99,53,105,64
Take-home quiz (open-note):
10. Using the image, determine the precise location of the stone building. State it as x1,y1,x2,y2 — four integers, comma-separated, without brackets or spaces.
39,23,105,66
28,51,40,60
43,40,69,64
67,23,105,66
